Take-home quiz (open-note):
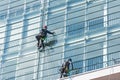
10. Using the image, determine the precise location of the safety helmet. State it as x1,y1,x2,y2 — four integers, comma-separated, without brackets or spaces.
68,58,72,61
43,26,47,29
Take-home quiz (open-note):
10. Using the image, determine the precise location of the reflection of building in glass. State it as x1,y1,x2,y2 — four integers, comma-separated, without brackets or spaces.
0,0,120,80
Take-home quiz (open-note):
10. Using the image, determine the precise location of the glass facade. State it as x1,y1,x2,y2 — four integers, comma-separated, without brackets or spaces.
0,0,120,80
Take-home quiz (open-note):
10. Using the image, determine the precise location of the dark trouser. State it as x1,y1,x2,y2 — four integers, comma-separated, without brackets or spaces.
60,68,65,78
36,35,40,47
40,39,45,49
60,67,69,78
60,66,70,78
36,35,45,49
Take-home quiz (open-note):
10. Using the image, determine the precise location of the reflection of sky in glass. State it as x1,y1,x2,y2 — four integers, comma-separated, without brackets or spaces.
0,0,42,13
0,21,6,43
0,21,6,56
0,0,120,80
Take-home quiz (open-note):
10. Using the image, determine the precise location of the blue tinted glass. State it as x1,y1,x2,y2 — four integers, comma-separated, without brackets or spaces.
88,18,103,30
86,56,103,71
66,22,85,38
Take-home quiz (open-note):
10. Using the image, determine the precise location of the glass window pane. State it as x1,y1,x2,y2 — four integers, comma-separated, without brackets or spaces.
85,38,104,71
2,60,16,80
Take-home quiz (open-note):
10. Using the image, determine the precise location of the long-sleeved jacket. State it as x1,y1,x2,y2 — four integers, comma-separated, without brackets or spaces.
40,29,53,37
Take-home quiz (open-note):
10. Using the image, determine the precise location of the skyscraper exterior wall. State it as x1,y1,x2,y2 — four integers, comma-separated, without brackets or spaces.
0,0,120,80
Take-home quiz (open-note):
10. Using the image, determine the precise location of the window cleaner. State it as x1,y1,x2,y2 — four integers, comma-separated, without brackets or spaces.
35,26,54,51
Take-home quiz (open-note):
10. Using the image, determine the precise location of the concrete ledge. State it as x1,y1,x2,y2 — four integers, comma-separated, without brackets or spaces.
57,64,120,80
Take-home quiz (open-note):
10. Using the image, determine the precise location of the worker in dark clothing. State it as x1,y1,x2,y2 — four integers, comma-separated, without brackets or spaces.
60,62,66,78
60,58,73,78
36,26,54,50
64,58,73,76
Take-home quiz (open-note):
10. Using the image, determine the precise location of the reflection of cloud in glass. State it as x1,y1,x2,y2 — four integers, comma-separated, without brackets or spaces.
0,21,6,26
41,0,44,3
